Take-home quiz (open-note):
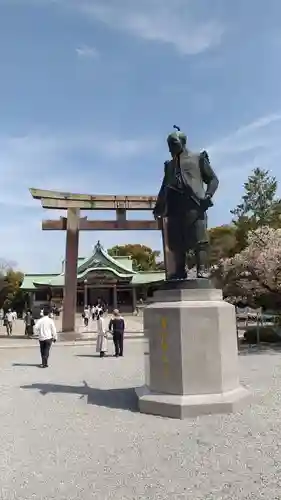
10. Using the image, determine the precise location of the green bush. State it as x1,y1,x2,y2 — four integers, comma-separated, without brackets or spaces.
244,326,281,343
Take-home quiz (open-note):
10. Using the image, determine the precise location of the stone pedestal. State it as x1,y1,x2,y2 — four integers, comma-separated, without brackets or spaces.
135,280,250,419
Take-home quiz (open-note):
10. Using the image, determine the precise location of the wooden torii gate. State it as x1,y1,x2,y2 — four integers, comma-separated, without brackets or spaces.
30,188,175,333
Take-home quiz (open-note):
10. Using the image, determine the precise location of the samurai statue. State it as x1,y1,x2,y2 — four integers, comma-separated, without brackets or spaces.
153,126,219,281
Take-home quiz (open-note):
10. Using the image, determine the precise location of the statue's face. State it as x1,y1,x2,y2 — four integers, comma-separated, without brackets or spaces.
167,131,187,157
167,134,182,157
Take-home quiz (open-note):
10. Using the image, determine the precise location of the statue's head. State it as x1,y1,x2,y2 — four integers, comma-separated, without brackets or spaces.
167,125,187,157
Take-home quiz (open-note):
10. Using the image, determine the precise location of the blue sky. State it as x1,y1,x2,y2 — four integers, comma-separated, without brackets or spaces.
0,0,281,273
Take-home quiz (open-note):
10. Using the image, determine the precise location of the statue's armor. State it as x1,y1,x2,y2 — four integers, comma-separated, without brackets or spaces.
154,144,219,280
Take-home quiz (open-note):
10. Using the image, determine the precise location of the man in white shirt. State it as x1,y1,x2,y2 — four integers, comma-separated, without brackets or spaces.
91,305,96,320
34,308,57,368
5,309,14,336
83,306,90,326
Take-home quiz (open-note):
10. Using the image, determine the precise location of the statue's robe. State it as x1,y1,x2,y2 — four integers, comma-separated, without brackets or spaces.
154,150,219,278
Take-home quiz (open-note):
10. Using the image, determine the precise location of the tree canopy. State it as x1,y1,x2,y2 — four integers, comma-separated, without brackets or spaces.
230,168,281,252
0,260,25,311
108,244,161,271
208,225,237,265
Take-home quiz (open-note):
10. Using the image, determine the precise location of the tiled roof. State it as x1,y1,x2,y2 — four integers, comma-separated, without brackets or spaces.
77,241,135,276
20,241,165,289
21,274,59,290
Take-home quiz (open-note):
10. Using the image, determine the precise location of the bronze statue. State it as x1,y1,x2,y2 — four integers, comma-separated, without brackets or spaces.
153,126,219,281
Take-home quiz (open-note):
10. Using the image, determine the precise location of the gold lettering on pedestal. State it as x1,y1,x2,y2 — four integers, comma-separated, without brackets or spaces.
160,317,169,376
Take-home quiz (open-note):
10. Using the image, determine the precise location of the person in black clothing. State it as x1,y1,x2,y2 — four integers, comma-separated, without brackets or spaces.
24,310,35,336
108,309,125,357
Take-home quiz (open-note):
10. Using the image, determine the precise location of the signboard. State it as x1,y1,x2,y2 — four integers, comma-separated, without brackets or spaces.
81,270,131,285
86,271,116,283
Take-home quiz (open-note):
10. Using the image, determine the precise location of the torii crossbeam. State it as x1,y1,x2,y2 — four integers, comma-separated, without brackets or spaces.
30,188,175,335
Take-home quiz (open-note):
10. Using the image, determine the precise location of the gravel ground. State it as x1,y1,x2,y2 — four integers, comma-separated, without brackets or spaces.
0,341,281,499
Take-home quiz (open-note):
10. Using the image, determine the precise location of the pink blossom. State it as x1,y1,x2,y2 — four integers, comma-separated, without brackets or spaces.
221,226,281,294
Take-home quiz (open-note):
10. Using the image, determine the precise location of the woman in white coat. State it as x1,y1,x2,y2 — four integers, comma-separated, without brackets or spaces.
96,309,108,358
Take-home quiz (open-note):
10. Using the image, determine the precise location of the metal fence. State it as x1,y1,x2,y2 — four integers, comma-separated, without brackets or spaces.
236,307,280,345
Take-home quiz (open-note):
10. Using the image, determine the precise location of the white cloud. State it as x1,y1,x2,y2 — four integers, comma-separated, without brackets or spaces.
0,129,159,193
9,0,224,55
208,113,281,159
0,129,155,168
76,0,224,55
0,130,158,209
75,45,99,59
208,113,281,161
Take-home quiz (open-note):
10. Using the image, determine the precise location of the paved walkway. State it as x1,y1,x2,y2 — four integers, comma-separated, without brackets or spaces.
1,341,281,498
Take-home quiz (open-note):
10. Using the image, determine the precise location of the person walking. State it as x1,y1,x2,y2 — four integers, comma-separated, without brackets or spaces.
24,310,35,336
4,309,14,336
95,304,103,320
82,306,90,327
96,309,108,358
108,309,125,357
34,308,57,368
91,305,96,321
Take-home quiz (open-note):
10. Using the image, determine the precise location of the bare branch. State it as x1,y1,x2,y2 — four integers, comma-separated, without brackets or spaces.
0,258,17,275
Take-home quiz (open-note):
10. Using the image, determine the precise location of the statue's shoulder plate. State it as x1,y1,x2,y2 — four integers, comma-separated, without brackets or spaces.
181,150,200,168
182,149,199,159
199,150,210,162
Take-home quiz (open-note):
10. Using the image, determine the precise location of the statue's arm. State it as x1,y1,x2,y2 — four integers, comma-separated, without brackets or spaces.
199,151,219,198
153,162,168,217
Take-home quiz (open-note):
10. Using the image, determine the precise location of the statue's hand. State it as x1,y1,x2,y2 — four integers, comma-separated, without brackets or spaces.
200,195,213,211
153,211,162,221
153,206,163,220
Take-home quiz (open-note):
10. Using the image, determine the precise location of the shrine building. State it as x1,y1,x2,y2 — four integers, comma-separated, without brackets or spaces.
20,241,165,313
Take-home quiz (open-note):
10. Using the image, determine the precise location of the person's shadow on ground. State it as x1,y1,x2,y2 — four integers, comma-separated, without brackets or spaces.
13,363,42,367
20,380,138,412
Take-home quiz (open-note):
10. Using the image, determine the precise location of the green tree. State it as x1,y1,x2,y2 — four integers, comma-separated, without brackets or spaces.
0,263,25,312
208,225,237,265
0,259,14,297
230,168,281,252
108,244,161,271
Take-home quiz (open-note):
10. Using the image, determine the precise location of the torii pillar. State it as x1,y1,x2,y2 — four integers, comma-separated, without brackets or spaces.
62,208,80,333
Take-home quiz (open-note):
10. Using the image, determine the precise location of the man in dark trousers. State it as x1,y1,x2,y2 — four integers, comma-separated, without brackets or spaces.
34,308,57,367
109,309,125,357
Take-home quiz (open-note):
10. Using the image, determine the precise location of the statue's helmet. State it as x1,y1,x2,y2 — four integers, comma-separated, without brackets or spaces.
167,126,187,156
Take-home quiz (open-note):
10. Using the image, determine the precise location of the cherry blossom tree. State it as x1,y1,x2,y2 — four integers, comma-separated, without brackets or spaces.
217,226,281,304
